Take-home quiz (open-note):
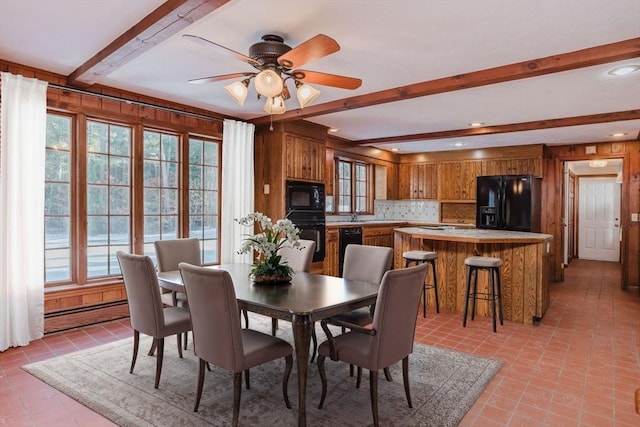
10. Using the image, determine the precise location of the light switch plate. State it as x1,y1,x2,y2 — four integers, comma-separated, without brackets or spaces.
632,213,638,222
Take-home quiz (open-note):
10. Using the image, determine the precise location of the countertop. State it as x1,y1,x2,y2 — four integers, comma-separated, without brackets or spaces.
394,226,553,244
326,220,474,228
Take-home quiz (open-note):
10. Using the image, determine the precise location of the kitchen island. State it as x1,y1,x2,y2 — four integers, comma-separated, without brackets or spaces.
394,227,553,325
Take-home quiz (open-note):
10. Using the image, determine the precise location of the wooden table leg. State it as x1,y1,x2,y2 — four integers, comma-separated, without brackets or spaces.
291,313,312,427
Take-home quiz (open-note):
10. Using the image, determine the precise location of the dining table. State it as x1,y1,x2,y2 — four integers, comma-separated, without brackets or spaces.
157,263,380,427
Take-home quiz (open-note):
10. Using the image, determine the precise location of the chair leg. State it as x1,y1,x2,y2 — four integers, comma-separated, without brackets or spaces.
232,372,242,427
130,330,140,374
176,334,183,359
154,338,164,389
496,268,504,325
422,286,427,318
194,358,206,412
356,366,362,388
402,356,413,408
147,338,156,356
490,267,497,333
350,364,354,377
470,268,479,321
383,367,393,382
431,260,440,314
272,318,278,336
243,310,249,329
369,370,379,427
317,355,327,409
462,266,472,327
282,355,293,409
244,369,250,390
310,326,317,363
183,332,188,350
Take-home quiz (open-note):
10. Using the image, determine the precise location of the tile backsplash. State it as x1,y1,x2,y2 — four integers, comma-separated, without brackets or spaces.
374,200,439,222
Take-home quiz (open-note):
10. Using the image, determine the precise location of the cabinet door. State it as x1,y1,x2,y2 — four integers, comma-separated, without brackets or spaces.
460,160,483,200
285,135,325,182
398,164,412,199
438,162,462,199
424,163,438,199
324,228,339,276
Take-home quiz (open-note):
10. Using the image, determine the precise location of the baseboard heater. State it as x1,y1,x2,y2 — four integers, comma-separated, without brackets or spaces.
44,300,129,335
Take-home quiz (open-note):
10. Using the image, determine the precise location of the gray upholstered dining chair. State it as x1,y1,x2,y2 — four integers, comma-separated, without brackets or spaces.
317,262,429,427
178,263,294,426
116,251,192,389
322,244,393,371
154,237,201,307
270,239,317,336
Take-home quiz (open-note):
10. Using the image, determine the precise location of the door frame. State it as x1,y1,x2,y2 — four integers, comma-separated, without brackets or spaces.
558,154,629,288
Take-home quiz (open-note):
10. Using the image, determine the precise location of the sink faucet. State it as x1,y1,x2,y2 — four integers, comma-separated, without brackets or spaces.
351,213,358,222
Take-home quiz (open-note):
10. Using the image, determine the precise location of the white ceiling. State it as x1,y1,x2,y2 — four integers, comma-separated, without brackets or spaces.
0,0,638,153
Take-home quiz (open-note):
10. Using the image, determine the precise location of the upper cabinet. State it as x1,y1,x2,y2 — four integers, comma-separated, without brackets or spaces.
482,157,542,177
285,134,325,182
399,163,437,199
438,160,483,200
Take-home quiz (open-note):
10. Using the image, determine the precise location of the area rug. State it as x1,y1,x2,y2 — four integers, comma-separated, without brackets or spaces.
23,317,502,426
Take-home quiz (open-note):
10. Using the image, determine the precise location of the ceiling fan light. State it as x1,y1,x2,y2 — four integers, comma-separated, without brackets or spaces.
263,96,287,115
223,80,249,106
296,83,321,108
254,69,284,98
588,159,608,168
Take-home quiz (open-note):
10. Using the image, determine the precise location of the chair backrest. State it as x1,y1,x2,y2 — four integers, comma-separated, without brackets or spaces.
278,239,316,272
179,263,244,372
154,238,201,272
342,244,393,284
370,262,429,369
116,251,165,337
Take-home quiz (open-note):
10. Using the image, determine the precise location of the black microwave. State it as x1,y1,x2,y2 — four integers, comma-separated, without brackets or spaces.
286,181,325,212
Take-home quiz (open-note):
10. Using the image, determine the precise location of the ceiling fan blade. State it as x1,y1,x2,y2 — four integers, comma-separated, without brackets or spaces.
182,34,261,68
277,34,340,69
295,70,362,90
188,72,255,85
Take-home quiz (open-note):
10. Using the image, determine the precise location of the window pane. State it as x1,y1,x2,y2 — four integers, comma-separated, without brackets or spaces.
87,120,132,278
45,114,72,284
143,129,180,244
189,137,220,264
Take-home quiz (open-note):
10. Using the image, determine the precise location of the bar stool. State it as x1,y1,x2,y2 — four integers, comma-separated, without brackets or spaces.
402,250,439,317
462,256,504,333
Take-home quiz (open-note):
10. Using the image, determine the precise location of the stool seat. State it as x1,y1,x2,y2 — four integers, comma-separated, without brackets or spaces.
464,256,503,268
403,250,437,261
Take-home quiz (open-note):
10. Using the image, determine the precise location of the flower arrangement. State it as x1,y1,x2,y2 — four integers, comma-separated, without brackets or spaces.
236,212,301,281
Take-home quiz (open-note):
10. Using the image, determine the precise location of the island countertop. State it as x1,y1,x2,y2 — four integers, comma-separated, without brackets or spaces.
394,226,553,244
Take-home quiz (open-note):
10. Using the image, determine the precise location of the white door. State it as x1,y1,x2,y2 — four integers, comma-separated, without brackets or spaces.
578,177,621,261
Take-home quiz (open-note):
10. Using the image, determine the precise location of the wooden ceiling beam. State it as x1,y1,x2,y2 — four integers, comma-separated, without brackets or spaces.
252,37,640,125
67,0,229,86
349,110,640,146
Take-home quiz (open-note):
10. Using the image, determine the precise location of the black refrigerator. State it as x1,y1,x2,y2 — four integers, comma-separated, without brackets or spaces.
476,175,541,232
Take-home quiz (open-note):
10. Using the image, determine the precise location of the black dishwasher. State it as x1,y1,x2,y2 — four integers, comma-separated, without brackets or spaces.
339,227,363,277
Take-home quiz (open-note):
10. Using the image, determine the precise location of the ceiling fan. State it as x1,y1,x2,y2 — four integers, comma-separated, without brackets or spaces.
183,33,362,113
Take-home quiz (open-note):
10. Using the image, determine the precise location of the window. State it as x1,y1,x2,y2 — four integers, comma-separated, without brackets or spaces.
86,120,132,278
337,159,371,214
188,137,220,264
44,114,72,283
43,113,221,286
143,130,179,262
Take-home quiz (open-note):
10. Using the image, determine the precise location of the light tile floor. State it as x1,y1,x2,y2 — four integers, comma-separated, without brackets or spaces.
1,259,638,426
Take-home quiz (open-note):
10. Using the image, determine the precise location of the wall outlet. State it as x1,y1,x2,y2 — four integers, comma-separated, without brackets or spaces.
632,213,639,222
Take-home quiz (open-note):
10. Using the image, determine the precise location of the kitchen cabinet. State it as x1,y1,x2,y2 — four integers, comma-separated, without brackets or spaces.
362,225,394,247
254,121,327,222
482,157,542,177
399,163,437,199
438,160,482,200
324,228,339,276
286,134,325,182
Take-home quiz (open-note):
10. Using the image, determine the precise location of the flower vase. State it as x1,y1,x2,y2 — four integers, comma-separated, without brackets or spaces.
251,273,292,285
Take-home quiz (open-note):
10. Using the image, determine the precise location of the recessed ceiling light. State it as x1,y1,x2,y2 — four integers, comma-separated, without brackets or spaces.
328,128,340,133
451,142,466,147
469,122,484,128
608,65,640,76
610,132,628,137
390,148,399,152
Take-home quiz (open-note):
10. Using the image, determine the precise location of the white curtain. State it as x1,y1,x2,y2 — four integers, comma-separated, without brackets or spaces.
0,73,48,351
220,119,255,264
